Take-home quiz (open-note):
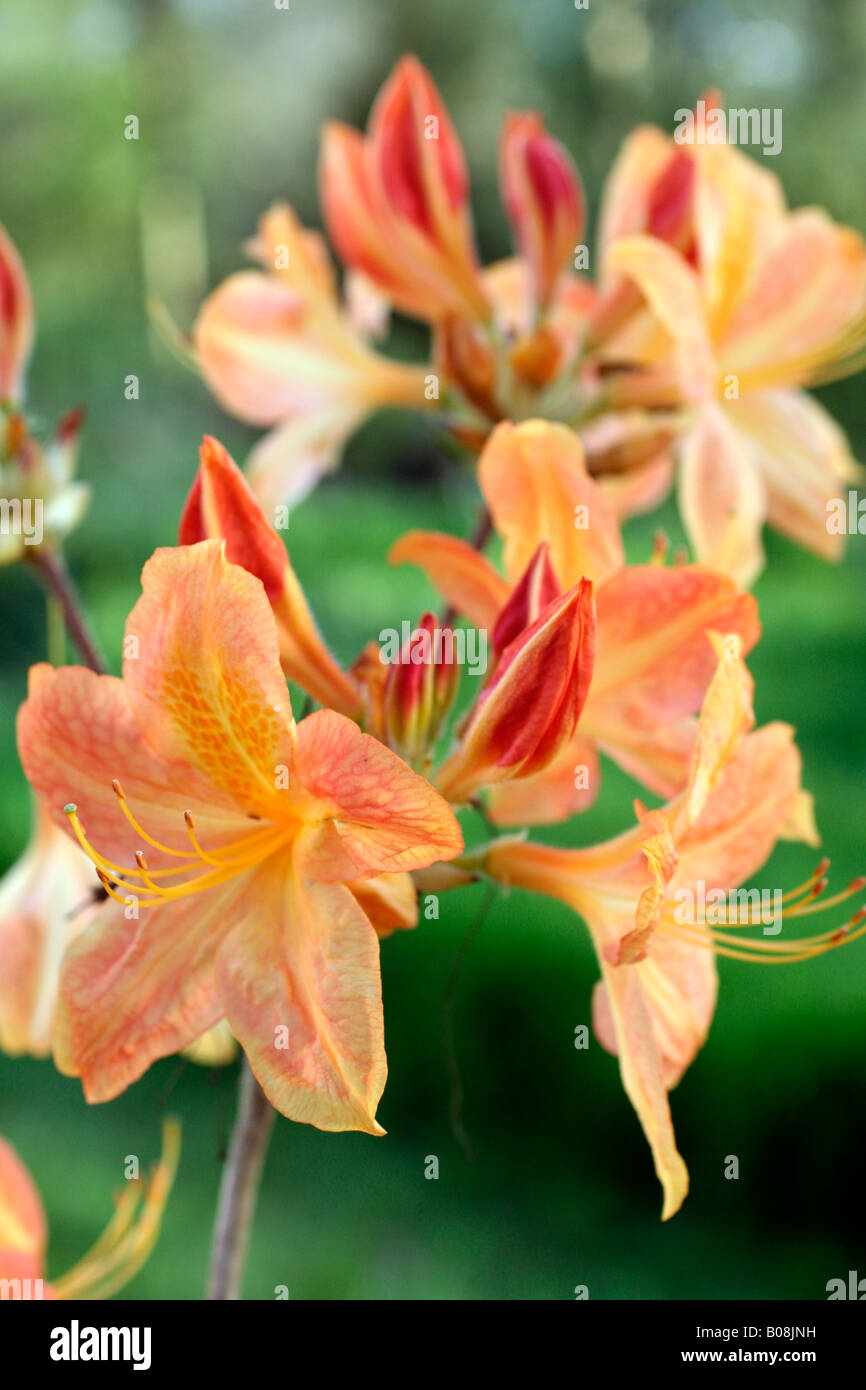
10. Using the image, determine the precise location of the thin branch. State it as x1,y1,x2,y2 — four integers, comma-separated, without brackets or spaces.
206,1059,275,1300
29,549,107,674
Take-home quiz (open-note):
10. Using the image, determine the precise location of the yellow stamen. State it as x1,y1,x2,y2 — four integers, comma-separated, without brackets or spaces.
65,791,292,912
184,809,223,866
655,863,866,965
52,1117,181,1301
112,779,198,859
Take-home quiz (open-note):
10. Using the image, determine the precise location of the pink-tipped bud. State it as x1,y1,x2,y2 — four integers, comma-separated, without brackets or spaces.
320,57,489,323
491,542,560,661
500,112,585,311
436,577,596,804
0,223,34,405
645,147,695,255
383,612,460,771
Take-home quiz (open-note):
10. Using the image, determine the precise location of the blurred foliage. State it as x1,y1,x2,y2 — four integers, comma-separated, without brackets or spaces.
0,0,864,1299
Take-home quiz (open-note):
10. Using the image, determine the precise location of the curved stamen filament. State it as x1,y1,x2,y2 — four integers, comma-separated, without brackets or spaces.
184,809,224,865
112,779,197,859
65,792,291,911
655,862,866,964
658,913,866,964
52,1117,180,1301
111,780,281,862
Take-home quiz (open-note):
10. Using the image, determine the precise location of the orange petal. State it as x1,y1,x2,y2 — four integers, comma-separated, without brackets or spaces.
368,56,487,319
604,235,716,400
388,529,509,630
0,797,99,1057
604,809,679,964
320,122,431,315
122,541,298,817
491,542,560,660
591,956,691,1219
678,404,767,585
0,1134,46,1261
681,633,755,829
485,734,600,826
347,872,418,939
721,209,866,391
217,870,387,1133
692,144,763,341
726,390,862,562
245,406,364,512
478,419,624,587
247,201,340,306
597,126,687,259
483,834,691,1220
17,664,251,869
179,438,360,717
593,930,717,1092
0,1247,51,1292
581,563,760,796
195,271,335,427
293,709,463,878
52,881,245,1102
674,722,818,891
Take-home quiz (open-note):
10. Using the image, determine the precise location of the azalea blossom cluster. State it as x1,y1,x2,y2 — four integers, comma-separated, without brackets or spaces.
2,58,866,1300
195,60,866,586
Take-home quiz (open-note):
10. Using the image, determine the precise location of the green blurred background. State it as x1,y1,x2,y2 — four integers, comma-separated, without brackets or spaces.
1,0,865,1299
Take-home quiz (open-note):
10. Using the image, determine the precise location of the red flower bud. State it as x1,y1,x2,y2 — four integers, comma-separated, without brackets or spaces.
0,223,34,404
500,112,585,311
383,613,459,770
436,577,596,803
179,436,359,716
491,542,560,661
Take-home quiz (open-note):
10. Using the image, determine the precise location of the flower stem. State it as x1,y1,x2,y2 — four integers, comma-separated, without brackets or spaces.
45,593,67,667
29,548,106,674
206,1059,275,1300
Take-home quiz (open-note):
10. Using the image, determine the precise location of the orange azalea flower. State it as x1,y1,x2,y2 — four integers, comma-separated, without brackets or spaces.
597,136,866,582
390,419,759,823
0,1119,179,1299
194,203,431,510
195,56,605,504
483,642,863,1218
17,540,462,1130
